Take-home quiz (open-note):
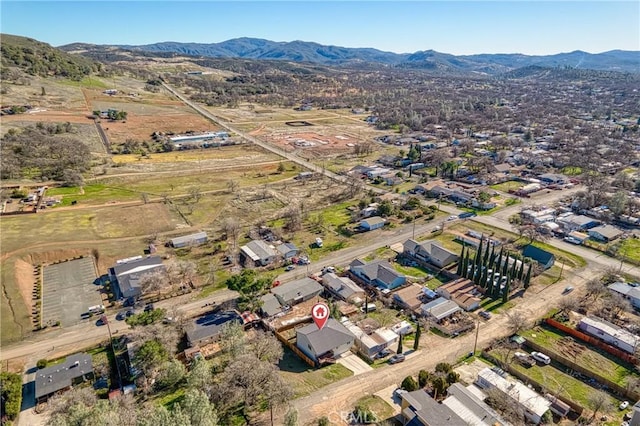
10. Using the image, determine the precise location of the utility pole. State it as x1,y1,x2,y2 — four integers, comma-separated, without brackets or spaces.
412,216,416,239
473,318,481,356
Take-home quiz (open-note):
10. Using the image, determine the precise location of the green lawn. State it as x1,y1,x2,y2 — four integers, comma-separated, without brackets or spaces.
314,201,357,227
480,298,514,313
490,181,525,193
618,239,640,263
279,348,353,397
354,395,395,422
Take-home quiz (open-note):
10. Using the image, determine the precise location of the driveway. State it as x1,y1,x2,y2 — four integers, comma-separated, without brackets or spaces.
336,352,373,376
374,384,403,415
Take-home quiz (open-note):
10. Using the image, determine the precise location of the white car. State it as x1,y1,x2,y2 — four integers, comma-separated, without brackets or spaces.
620,401,630,410
447,215,457,221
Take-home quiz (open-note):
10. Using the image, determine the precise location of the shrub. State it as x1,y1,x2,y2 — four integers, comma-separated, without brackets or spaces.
401,375,419,391
317,417,330,426
0,372,23,420
418,370,431,388
36,359,47,369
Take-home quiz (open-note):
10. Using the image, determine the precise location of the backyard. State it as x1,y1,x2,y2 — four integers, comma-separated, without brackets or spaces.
278,348,353,397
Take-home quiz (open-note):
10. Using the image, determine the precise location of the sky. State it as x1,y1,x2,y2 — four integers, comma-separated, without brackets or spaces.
1,1,639,55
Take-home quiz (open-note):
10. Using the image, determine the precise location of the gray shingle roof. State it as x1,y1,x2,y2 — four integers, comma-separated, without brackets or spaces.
271,277,323,304
35,353,93,399
322,273,364,301
241,240,278,261
421,297,461,321
261,293,283,317
357,259,403,285
297,318,354,356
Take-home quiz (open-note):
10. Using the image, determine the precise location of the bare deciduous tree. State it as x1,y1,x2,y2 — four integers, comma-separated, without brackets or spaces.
249,331,284,364
505,310,530,335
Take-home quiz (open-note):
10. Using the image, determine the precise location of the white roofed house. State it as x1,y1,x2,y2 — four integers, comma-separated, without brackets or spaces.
240,240,279,266
170,231,208,248
108,256,166,300
578,316,640,354
475,368,551,424
341,318,399,360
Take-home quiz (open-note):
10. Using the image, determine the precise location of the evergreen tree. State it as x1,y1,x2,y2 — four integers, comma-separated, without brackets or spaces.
524,263,533,289
502,253,510,276
462,250,470,279
485,276,494,296
457,247,465,276
413,323,421,351
517,259,525,281
502,274,511,303
474,240,484,269
487,245,497,271
480,266,488,289
397,334,403,354
483,238,491,265
510,256,518,278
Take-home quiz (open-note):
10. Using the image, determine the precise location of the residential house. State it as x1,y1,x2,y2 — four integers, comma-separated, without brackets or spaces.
392,283,425,311
240,240,279,266
564,231,589,245
35,353,93,403
629,400,640,426
322,273,365,304
400,389,467,426
442,383,510,426
349,259,406,291
419,297,461,321
588,225,624,243
391,320,415,336
342,319,398,360
578,316,640,354
382,173,403,186
522,245,555,270
471,199,497,210
436,279,481,311
475,368,551,424
359,216,386,231
556,213,600,232
109,256,166,300
296,318,355,363
276,242,299,260
169,231,208,248
539,173,567,184
271,277,323,306
403,239,459,268
608,282,640,310
186,311,242,347
260,293,283,317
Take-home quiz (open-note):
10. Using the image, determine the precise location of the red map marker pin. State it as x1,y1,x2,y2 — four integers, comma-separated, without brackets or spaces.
311,302,330,330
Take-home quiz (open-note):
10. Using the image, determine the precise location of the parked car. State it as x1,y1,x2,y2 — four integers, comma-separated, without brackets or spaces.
562,286,574,295
458,212,477,219
284,264,296,271
620,401,630,410
531,351,551,365
393,388,408,397
116,311,126,321
478,310,492,319
144,303,154,312
125,309,135,318
388,354,406,364
375,348,392,359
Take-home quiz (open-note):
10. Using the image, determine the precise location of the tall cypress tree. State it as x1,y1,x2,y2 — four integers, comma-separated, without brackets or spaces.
462,251,470,279
502,253,510,276
397,334,404,354
480,265,488,288
517,259,525,281
488,245,497,271
502,274,511,303
457,247,465,276
524,263,533,289
414,323,421,351
510,256,518,279
483,238,491,265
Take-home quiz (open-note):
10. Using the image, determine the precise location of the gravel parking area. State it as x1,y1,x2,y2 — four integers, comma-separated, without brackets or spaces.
42,257,101,327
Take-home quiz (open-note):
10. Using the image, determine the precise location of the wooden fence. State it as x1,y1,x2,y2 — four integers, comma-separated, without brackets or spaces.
274,328,317,368
545,318,638,365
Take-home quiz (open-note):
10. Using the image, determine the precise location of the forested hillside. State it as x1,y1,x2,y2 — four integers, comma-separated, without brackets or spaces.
1,34,102,80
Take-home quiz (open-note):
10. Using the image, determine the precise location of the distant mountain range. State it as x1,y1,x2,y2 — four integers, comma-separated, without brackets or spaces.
106,38,640,74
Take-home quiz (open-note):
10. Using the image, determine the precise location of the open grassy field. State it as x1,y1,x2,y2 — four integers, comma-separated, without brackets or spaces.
353,395,395,422
1,202,184,253
278,348,353,397
490,181,526,192
618,239,640,263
